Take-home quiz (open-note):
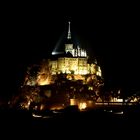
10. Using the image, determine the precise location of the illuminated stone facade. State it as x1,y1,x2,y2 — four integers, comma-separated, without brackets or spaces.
49,22,102,77
49,57,101,76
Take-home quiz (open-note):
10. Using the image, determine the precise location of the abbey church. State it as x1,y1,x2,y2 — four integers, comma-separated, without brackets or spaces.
24,21,103,86
49,22,102,77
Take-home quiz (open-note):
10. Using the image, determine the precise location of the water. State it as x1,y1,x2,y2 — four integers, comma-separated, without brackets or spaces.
0,106,140,138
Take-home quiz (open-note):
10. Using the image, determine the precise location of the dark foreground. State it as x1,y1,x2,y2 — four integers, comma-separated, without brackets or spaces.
0,105,140,139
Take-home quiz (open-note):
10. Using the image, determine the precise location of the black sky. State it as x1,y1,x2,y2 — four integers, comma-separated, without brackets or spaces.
1,3,140,98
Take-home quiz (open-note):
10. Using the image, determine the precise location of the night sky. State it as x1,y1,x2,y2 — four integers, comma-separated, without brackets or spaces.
1,3,140,98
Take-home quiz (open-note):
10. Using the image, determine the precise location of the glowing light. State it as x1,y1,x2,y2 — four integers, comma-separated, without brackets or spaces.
37,78,50,85
50,105,64,110
116,99,123,102
25,100,31,109
79,102,87,110
130,97,138,102
32,113,42,118
114,111,123,115
70,99,77,106
40,104,45,110
111,98,123,102
52,52,64,55
88,86,93,90
52,52,56,55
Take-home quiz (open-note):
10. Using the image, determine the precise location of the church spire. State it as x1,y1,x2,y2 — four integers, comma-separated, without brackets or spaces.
67,21,71,39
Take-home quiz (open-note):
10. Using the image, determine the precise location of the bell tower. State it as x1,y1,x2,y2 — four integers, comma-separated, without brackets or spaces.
65,21,74,56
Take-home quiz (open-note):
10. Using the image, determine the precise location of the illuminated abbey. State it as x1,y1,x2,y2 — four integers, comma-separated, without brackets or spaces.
11,22,140,111
49,22,102,77
24,21,102,86
11,21,105,110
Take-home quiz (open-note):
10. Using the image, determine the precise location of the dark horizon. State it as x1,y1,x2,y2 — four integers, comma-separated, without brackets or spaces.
1,5,140,99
